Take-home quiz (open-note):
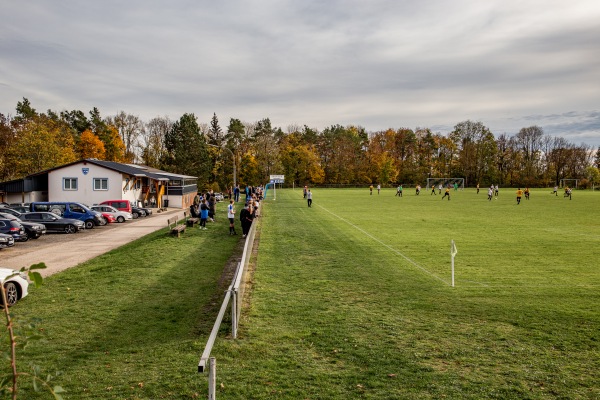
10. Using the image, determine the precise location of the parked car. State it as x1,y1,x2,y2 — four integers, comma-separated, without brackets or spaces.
20,212,85,234
131,202,152,216
91,205,133,223
30,202,103,229
0,212,46,240
0,268,29,306
0,218,28,242
0,233,15,250
99,212,116,225
99,200,132,214
214,192,225,202
0,207,24,217
8,204,30,213
130,204,147,219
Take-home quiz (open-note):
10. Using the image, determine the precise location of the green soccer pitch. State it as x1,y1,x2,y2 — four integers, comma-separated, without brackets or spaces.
213,187,600,399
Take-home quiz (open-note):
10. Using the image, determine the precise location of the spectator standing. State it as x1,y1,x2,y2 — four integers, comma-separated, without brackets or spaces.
240,203,254,238
227,199,237,235
199,200,209,230
208,191,216,222
377,184,381,195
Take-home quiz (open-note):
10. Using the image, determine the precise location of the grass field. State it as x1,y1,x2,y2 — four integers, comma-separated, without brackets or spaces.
212,188,600,399
7,188,600,399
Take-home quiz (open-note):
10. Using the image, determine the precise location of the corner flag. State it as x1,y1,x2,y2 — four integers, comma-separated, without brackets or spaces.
451,240,458,257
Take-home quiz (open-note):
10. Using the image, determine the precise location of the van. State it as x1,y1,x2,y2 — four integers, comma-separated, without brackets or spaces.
29,202,103,229
99,200,132,214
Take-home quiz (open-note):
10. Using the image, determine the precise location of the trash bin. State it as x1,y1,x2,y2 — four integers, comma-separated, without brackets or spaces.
163,200,169,207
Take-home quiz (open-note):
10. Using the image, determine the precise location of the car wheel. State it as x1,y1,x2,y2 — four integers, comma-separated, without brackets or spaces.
64,224,76,234
3,282,19,307
117,216,125,223
84,220,94,230
132,212,139,219
98,217,107,226
21,232,29,242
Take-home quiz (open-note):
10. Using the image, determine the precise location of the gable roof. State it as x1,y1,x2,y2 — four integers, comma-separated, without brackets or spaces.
28,159,197,181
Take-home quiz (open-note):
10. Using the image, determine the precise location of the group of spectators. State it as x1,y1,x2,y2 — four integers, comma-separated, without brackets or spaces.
190,185,264,238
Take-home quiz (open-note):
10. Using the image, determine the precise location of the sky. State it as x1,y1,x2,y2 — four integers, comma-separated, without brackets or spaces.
2,0,600,146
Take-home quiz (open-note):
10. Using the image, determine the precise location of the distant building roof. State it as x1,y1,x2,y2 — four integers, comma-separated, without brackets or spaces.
28,159,197,181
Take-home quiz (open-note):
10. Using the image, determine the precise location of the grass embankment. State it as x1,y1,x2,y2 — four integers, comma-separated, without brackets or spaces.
12,217,241,399
213,188,599,399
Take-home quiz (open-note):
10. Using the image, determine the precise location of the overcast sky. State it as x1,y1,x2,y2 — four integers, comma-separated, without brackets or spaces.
2,0,600,146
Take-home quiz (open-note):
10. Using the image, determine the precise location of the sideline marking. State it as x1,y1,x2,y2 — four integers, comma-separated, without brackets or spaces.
317,204,463,286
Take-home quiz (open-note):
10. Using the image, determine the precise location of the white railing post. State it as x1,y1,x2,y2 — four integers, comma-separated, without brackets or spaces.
208,357,216,400
231,289,238,339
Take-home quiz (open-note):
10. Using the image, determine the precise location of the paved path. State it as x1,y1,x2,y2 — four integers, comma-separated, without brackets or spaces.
3,208,184,277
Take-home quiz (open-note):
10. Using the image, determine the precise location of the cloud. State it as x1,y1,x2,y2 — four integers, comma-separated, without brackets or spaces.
1,0,599,147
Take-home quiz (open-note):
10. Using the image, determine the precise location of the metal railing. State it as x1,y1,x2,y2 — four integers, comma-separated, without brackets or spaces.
197,210,260,397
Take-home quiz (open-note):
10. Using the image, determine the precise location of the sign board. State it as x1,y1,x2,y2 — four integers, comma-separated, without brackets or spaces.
270,174,284,181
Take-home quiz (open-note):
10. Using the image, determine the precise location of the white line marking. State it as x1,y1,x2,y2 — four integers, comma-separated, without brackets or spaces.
317,204,457,286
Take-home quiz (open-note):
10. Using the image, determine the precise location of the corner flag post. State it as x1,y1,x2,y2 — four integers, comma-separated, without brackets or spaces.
451,240,457,287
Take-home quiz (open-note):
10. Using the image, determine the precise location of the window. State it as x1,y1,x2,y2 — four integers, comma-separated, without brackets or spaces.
63,178,78,191
94,178,108,191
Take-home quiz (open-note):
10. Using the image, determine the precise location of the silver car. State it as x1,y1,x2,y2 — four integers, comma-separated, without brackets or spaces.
91,205,133,223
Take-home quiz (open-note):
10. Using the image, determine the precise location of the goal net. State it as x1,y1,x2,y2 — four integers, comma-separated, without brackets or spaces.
559,179,578,189
427,178,465,191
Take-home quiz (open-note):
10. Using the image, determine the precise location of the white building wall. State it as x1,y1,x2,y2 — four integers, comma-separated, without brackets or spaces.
47,162,139,205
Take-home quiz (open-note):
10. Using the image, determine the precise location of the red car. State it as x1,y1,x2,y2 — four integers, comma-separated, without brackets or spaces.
100,213,116,225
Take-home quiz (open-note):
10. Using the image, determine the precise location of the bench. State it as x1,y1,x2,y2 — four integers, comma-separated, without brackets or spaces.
186,217,200,227
167,216,186,237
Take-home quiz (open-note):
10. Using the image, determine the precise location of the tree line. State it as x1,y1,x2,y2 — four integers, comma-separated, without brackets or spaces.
2,98,599,190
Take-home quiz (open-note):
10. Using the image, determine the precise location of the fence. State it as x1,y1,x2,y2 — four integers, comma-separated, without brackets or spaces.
197,209,259,397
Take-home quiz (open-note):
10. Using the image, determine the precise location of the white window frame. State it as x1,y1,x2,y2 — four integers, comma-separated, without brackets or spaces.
93,178,109,191
63,177,78,191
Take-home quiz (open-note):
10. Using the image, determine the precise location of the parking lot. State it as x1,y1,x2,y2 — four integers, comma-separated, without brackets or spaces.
1,208,182,277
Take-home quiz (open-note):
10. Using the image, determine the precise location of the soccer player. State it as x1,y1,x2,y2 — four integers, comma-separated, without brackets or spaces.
377,184,381,195
476,183,480,194
431,185,436,195
551,186,558,196
369,184,373,195
415,185,421,195
524,187,530,200
494,184,499,197
438,183,442,194
564,187,572,200
516,188,523,205
487,185,493,201
442,186,450,200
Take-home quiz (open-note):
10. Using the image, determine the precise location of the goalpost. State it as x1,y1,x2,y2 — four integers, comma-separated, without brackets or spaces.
559,179,578,189
427,177,465,191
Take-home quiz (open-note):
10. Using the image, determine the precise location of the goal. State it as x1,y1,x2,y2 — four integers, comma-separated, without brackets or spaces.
559,179,578,189
427,178,465,191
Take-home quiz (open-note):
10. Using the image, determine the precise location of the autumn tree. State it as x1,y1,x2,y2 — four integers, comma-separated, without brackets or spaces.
279,132,324,185
78,129,106,159
515,126,544,185
450,120,497,186
140,117,171,168
7,115,76,177
106,111,143,162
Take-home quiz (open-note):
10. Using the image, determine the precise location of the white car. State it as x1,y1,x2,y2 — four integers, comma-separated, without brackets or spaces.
91,205,133,223
0,268,29,307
